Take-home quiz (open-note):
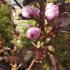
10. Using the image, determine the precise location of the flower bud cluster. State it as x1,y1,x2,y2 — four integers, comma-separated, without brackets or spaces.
22,3,59,40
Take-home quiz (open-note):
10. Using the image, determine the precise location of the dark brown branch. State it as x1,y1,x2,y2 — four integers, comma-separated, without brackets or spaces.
38,0,45,34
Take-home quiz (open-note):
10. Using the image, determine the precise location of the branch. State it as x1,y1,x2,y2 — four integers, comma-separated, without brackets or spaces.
48,52,57,70
14,0,22,8
38,0,45,33
26,59,35,70
31,41,37,47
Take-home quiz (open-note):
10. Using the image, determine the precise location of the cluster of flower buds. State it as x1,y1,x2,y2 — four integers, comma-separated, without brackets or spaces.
23,3,59,40
22,3,59,20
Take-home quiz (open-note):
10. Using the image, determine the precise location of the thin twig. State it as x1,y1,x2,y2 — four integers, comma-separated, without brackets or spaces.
26,59,35,70
48,52,57,70
31,41,37,47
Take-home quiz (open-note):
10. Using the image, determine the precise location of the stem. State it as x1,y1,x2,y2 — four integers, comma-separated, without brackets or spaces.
48,52,57,70
26,59,35,70
31,41,37,47
38,0,45,35
14,0,22,8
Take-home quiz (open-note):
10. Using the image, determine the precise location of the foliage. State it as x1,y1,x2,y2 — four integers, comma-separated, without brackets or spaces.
0,3,13,46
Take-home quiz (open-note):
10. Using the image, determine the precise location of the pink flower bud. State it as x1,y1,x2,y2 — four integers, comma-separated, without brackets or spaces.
46,3,54,9
22,6,40,18
32,8,40,18
22,6,32,18
26,27,41,40
45,3,59,20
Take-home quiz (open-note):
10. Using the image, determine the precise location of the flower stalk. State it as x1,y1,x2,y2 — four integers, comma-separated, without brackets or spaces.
38,0,45,36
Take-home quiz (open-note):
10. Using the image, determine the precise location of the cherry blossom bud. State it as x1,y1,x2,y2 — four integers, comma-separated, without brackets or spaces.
22,6,40,18
32,8,40,18
26,27,41,40
22,6,32,18
45,3,59,20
